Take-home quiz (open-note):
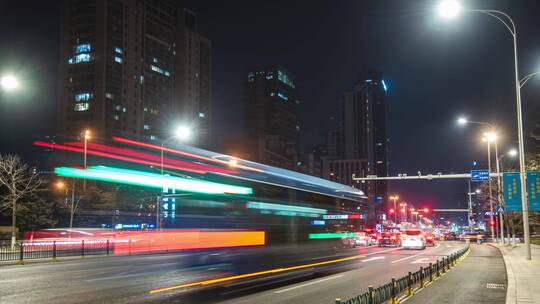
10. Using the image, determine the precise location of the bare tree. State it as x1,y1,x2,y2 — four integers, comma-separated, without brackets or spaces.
0,154,43,248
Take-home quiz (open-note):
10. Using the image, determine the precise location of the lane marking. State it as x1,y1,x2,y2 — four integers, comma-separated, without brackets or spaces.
362,256,385,262
410,258,429,264
365,247,401,255
391,244,440,264
149,254,366,294
273,274,344,293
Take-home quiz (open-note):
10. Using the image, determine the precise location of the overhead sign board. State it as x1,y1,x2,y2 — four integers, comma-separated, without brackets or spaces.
471,169,490,182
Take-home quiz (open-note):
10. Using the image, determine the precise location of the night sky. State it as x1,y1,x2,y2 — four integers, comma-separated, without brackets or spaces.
1,0,539,220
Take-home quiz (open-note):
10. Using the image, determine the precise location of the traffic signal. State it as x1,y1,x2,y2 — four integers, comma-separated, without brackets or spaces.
423,208,429,213
490,220,495,226
400,208,406,213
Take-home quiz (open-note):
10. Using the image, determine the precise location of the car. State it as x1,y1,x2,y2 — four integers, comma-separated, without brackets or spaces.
342,232,371,248
444,232,457,240
402,229,426,249
459,232,485,243
378,232,401,247
425,233,436,246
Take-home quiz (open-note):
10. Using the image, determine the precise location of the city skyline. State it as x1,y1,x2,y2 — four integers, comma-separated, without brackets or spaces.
1,0,539,214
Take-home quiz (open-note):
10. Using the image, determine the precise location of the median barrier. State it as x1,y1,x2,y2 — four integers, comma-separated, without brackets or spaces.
334,245,470,304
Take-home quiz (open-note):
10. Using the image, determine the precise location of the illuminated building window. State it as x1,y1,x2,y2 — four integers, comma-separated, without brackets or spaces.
114,56,123,63
113,115,119,120
143,124,150,130
266,74,273,80
74,92,92,102
139,75,144,84
270,92,275,97
105,93,114,99
68,53,94,64
247,72,255,82
198,112,205,118
74,103,89,111
150,135,157,140
150,65,170,77
277,69,295,88
152,58,158,63
122,107,127,113
75,43,91,54
277,91,288,101
115,105,121,111
114,47,123,54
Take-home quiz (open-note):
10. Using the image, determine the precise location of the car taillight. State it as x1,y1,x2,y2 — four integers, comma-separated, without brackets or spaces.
377,236,382,240
390,236,396,240
427,236,433,240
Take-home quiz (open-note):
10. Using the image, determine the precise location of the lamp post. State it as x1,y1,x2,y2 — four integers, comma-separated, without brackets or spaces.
160,125,193,175
83,129,91,192
439,0,531,259
457,118,498,240
389,195,399,224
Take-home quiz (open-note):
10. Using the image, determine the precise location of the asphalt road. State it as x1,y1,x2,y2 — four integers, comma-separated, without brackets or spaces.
0,241,467,304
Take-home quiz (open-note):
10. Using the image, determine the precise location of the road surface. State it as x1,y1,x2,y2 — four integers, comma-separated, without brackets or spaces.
0,241,467,304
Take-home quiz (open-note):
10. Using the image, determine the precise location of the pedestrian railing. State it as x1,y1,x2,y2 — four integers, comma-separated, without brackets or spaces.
335,246,470,304
0,240,115,263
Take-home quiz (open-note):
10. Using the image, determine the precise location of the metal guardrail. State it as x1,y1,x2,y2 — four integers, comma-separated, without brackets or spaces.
335,246,470,304
0,240,114,263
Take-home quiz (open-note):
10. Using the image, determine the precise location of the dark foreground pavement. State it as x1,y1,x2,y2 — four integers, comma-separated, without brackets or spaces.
406,243,506,304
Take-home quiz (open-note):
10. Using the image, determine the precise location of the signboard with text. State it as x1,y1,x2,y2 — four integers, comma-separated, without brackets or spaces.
503,172,540,212
471,169,490,182
527,172,540,211
504,172,522,212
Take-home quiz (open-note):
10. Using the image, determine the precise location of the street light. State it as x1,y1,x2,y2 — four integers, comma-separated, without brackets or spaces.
438,0,532,260
458,118,498,240
175,125,192,142
0,75,18,91
437,0,462,19
82,129,91,191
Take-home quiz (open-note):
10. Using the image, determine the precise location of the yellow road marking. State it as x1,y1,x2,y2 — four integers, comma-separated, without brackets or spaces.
149,254,366,294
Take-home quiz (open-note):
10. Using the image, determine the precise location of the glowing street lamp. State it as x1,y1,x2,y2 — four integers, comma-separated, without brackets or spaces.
0,74,18,91
439,0,532,260
508,149,518,157
175,125,192,142
437,0,462,19
389,195,399,223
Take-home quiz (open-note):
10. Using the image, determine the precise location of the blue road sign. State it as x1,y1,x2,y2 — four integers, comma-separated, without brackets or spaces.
504,172,522,212
376,224,383,233
527,172,540,212
471,169,490,182
503,172,540,212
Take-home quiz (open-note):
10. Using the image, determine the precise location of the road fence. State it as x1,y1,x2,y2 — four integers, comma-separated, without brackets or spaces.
335,245,470,304
0,240,116,263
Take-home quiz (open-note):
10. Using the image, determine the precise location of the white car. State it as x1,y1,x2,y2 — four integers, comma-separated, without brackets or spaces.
402,229,426,250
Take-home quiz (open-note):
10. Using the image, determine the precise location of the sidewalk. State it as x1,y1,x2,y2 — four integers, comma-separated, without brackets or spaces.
494,243,540,304
406,244,507,304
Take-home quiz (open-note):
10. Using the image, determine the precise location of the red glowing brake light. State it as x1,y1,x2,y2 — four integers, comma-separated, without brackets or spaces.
377,236,383,240
390,235,396,240
427,236,433,240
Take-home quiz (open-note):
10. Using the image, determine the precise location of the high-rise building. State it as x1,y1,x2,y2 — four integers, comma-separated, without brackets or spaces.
57,0,211,148
244,66,300,170
323,71,388,207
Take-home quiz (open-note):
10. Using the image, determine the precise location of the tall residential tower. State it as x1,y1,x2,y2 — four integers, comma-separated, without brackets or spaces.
57,0,211,147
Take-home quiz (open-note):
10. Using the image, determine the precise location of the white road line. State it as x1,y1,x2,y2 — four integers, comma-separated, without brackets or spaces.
391,244,440,264
273,274,344,293
365,247,401,255
362,256,385,262
410,258,429,264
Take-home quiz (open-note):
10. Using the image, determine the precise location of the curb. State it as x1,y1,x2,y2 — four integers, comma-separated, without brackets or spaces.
488,244,516,304
396,247,471,303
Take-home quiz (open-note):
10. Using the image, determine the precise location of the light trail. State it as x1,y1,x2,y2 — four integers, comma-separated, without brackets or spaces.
54,166,253,195
112,136,263,173
149,254,367,294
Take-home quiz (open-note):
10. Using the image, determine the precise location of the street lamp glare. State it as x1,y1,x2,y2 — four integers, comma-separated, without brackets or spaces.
457,117,467,125
437,0,462,19
483,132,497,142
508,149,518,157
1,75,18,91
475,189,481,194
175,125,192,142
